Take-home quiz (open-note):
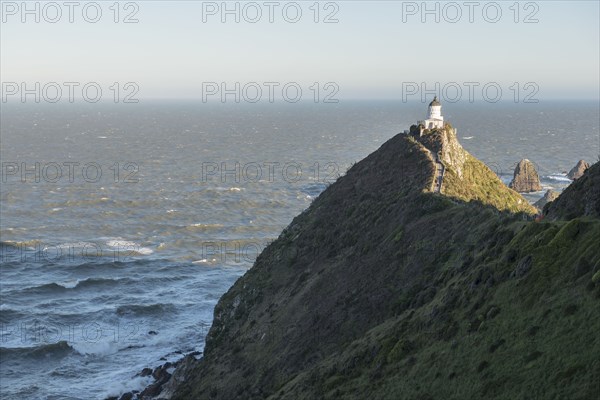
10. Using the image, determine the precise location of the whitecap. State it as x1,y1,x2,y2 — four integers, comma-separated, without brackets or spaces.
100,375,154,399
135,247,154,255
59,279,81,289
192,258,217,264
105,239,154,256
546,174,571,183
106,240,137,248
71,340,118,356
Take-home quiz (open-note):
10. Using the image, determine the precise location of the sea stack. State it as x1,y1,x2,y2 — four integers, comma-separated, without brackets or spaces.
534,189,559,210
567,159,590,180
509,159,542,192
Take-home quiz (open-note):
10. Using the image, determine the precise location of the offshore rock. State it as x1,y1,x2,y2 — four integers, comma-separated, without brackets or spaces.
509,159,542,193
567,159,590,180
534,189,559,210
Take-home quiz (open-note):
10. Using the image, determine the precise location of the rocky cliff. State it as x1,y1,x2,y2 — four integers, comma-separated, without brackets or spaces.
172,129,600,400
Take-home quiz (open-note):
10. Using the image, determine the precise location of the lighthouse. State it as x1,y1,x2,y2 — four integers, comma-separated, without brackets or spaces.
419,96,444,130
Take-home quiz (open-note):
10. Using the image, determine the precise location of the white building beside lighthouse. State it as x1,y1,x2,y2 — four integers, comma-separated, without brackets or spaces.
418,96,444,130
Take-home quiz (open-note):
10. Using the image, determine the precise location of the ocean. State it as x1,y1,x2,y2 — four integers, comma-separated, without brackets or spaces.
1,100,598,399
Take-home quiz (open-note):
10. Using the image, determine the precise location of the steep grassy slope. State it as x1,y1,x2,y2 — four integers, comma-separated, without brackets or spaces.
545,162,600,220
419,125,536,214
173,133,599,400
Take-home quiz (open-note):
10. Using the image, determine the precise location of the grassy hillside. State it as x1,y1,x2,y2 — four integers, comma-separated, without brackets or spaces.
173,134,600,400
418,125,536,214
545,162,600,220
442,152,536,214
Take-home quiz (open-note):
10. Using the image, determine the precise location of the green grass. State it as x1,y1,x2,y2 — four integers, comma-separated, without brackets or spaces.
268,216,600,400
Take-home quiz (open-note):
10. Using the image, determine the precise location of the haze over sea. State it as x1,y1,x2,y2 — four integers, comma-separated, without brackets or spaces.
1,100,598,399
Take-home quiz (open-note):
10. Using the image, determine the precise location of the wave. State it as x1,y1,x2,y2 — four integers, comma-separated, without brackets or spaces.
302,183,327,198
0,240,42,249
116,303,177,317
71,340,119,356
544,174,572,183
0,307,28,323
0,340,76,361
105,239,154,256
185,223,225,232
14,277,133,296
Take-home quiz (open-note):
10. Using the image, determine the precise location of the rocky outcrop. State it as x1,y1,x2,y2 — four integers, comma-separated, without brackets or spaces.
417,124,467,178
155,354,199,399
534,189,559,210
509,159,542,192
416,127,535,213
567,159,590,180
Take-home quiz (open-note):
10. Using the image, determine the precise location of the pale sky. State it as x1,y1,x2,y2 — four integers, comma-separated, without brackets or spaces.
1,1,599,101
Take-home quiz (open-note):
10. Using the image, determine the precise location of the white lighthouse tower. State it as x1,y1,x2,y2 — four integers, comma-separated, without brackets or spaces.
419,96,444,130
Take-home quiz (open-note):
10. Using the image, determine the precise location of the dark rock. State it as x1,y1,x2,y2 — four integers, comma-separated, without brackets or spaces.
509,159,542,192
153,362,173,381
140,367,153,377
118,393,134,400
148,330,158,335
140,381,164,398
139,363,173,399
156,354,200,399
567,159,590,180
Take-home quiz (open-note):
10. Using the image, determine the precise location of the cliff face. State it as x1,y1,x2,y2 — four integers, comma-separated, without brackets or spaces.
173,131,600,400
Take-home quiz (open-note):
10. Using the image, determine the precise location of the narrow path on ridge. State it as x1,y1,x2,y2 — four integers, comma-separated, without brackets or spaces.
426,149,445,193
